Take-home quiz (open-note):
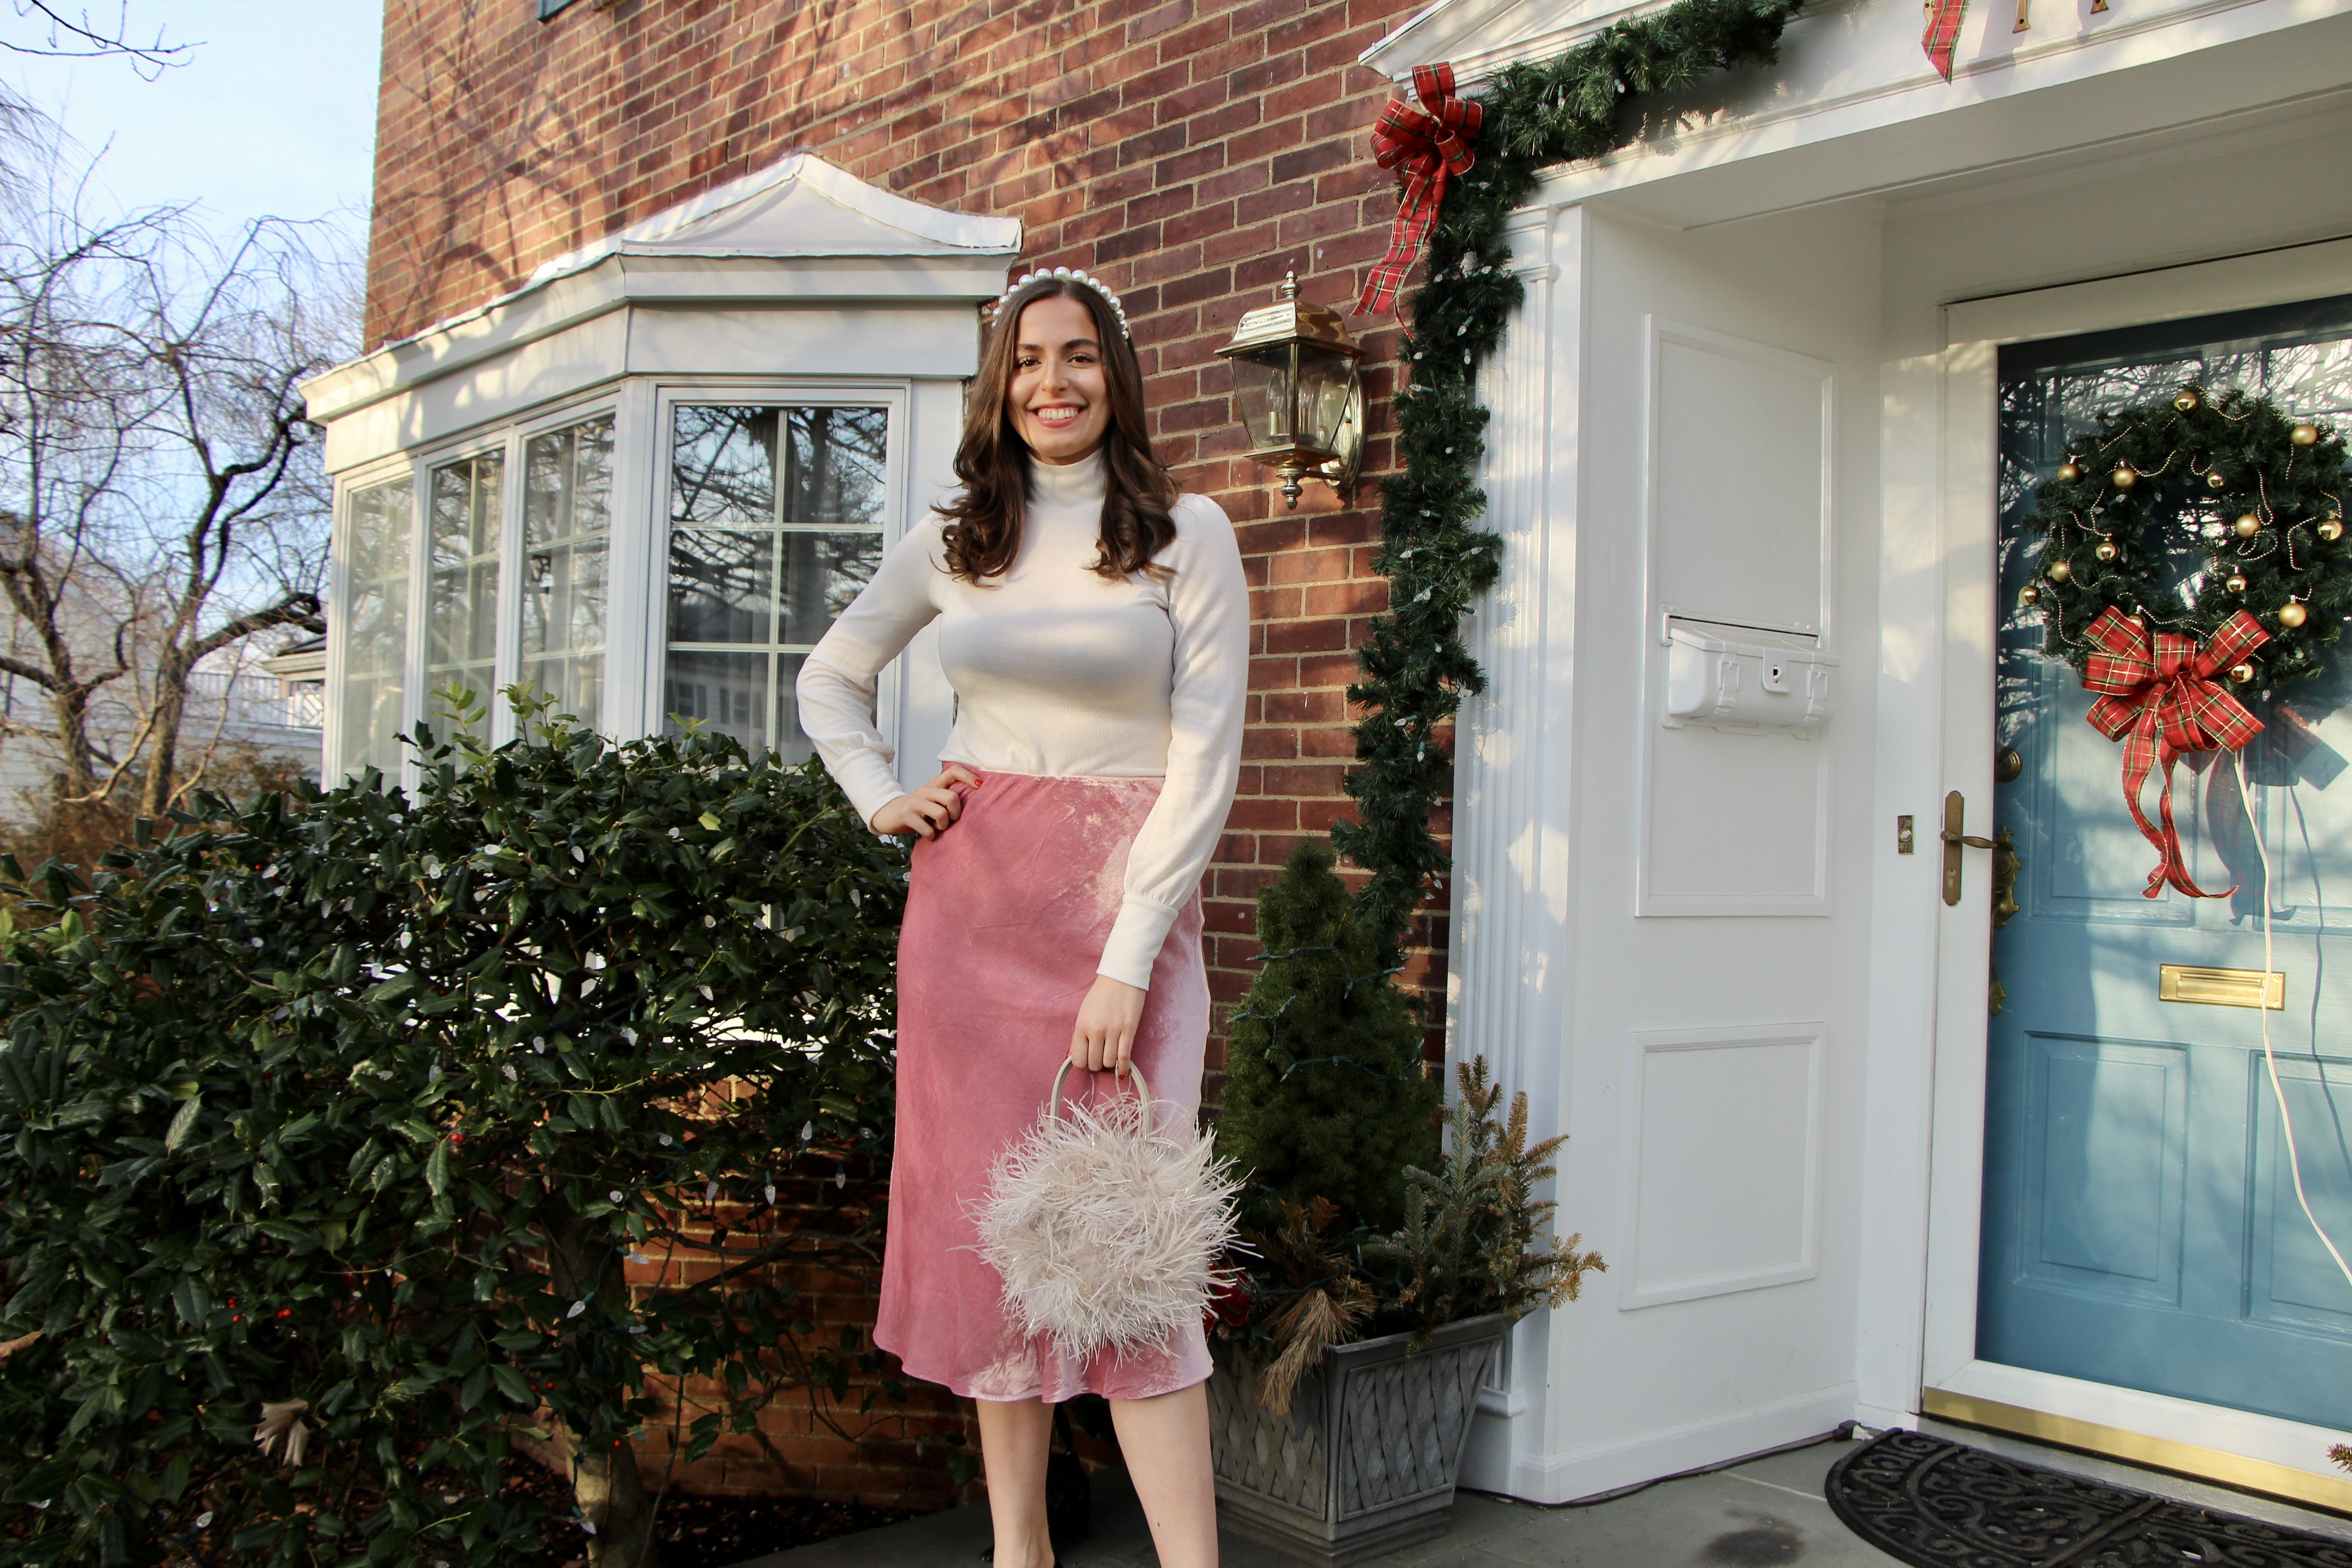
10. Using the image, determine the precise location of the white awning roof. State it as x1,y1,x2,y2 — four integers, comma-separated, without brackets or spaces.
303,152,1021,427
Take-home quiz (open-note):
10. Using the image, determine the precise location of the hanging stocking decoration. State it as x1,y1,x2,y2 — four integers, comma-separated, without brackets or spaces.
2080,606,2270,899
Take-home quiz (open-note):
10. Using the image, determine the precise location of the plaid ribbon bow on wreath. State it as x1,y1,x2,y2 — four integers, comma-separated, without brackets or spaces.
1356,64,1482,316
2080,606,2270,900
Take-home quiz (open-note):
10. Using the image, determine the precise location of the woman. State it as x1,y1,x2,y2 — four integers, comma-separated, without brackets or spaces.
795,268,1247,1568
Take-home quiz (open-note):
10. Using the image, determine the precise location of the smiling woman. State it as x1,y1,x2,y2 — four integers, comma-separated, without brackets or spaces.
793,270,1250,1568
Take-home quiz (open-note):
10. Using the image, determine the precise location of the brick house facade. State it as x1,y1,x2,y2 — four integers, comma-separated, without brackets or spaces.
369,0,1441,1060
360,0,1436,1507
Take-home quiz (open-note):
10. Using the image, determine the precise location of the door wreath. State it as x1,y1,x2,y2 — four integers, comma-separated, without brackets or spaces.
2020,387,2349,897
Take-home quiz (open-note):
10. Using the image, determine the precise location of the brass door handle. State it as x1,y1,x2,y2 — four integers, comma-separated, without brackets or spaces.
1942,790,1993,906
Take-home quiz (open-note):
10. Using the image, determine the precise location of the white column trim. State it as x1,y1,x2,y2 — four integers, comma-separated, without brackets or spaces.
1448,199,1584,1496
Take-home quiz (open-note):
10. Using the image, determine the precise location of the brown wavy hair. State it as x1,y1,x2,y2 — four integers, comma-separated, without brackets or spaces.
940,274,1180,584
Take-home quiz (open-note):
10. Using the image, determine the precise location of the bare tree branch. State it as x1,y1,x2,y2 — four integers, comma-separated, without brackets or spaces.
2,3,190,72
0,132,351,818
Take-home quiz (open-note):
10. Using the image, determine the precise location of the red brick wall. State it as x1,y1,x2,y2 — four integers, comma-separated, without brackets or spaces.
621,1173,978,1508
368,0,1451,1504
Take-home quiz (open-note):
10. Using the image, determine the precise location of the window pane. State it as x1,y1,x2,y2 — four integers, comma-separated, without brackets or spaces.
782,406,888,526
336,475,412,780
778,531,881,645
663,649,770,754
521,415,612,730
775,652,814,765
427,451,503,733
671,407,778,528
670,529,773,644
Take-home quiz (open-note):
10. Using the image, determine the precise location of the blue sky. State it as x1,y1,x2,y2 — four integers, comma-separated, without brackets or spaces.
6,3,383,248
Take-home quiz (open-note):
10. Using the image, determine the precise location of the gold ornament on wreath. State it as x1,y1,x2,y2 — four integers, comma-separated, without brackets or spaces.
2020,386,2352,697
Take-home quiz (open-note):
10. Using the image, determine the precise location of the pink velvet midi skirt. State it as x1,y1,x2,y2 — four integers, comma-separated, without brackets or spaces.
875,769,1214,1404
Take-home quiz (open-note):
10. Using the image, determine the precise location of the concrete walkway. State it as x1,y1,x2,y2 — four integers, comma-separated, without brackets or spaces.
739,1430,1903,1567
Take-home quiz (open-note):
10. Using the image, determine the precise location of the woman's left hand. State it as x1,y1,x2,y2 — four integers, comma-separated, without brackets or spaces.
1071,975,1147,1077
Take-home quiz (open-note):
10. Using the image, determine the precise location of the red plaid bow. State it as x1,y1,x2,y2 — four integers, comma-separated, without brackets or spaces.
1355,64,1482,317
1922,0,1968,80
2081,607,2269,899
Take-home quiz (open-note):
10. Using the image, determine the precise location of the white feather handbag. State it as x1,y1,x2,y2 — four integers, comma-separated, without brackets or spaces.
974,1060,1242,1361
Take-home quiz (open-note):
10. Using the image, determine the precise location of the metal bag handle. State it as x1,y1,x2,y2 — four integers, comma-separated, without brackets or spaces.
1049,1058,1153,1138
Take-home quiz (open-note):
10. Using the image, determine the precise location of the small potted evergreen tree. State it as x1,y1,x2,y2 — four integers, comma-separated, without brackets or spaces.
1208,843,1601,1565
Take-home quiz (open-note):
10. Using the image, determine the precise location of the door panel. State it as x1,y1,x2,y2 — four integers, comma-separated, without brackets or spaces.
2014,1034,2186,1304
2248,1052,2352,1334
1982,297,2352,1429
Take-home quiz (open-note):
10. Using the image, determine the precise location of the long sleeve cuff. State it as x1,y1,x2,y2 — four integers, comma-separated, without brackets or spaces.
1097,892,1181,990
832,748,907,833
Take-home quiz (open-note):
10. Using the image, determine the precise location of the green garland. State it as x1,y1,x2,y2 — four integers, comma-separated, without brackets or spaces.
2024,388,2352,694
1335,0,1810,946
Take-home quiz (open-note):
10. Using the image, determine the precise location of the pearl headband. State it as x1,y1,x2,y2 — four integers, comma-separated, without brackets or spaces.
990,266,1132,341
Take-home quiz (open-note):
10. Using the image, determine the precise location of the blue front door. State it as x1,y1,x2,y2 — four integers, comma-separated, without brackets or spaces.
1983,298,2352,1429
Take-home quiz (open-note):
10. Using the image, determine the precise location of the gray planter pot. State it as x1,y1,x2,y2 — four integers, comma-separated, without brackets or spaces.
1206,1311,1507,1565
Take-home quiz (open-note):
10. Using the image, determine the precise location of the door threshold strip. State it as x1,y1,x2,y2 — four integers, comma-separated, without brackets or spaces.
1921,1387,2352,1519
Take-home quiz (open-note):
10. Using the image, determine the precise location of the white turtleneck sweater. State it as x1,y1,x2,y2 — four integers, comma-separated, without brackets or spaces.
794,452,1250,991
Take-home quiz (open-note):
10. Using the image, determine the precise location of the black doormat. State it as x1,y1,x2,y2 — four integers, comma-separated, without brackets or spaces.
1825,1428,2352,1567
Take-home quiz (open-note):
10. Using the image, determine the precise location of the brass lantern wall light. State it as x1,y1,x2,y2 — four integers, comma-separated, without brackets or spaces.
1216,270,1364,509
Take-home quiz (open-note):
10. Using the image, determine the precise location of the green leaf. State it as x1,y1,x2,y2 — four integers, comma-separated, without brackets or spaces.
172,1274,210,1328
164,1094,202,1152
490,1364,534,1407
424,1139,451,1196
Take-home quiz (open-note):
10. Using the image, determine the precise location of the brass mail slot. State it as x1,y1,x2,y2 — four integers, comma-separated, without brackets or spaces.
2158,964,2284,1010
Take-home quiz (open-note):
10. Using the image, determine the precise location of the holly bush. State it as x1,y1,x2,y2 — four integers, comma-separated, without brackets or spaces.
0,695,909,1567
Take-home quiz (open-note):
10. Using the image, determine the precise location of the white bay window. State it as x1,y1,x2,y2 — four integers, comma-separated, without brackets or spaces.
303,154,1010,789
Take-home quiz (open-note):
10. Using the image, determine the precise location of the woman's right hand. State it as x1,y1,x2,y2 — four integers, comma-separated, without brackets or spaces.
868,765,980,839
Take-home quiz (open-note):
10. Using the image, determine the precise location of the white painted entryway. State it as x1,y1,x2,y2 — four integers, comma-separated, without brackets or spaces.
1368,0,2352,1511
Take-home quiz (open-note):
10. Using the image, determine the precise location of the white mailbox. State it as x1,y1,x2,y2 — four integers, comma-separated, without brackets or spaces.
1661,615,1836,738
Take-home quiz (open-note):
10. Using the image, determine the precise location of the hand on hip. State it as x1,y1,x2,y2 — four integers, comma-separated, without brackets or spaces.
868,764,980,838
